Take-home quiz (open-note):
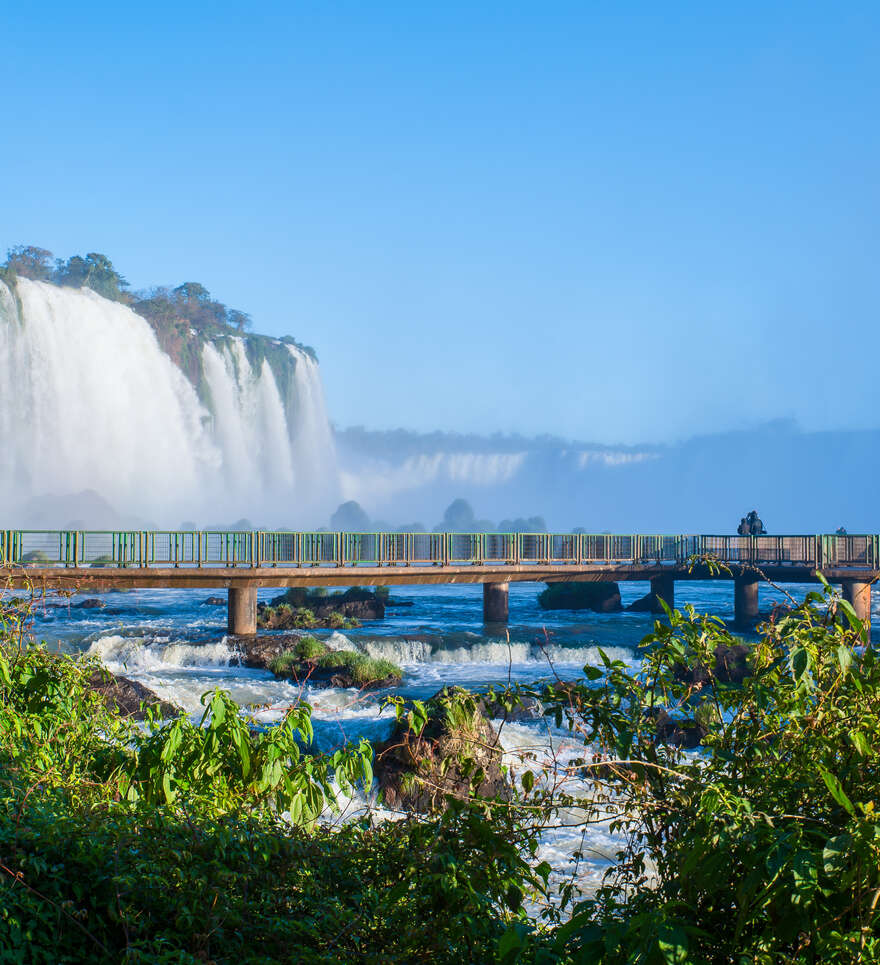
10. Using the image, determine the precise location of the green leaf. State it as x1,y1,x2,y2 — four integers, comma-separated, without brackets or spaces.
822,834,853,875
582,664,603,681
790,646,809,682
818,766,855,815
657,923,689,963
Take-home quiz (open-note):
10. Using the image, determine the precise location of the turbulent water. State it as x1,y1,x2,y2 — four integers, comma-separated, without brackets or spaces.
0,278,339,526
31,578,878,902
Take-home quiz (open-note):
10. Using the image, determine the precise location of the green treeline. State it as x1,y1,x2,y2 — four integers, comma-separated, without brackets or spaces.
0,246,318,384
1,244,251,335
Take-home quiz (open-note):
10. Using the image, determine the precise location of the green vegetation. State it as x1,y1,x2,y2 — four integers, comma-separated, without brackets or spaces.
1,577,877,962
267,636,329,675
523,579,880,963
293,634,327,660
0,245,315,390
271,585,381,607
257,603,362,631
0,593,534,962
315,649,402,686
266,638,402,687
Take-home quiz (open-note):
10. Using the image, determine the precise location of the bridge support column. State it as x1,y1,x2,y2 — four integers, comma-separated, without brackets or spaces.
650,573,675,613
842,581,872,629
483,582,509,623
734,576,759,628
228,584,257,636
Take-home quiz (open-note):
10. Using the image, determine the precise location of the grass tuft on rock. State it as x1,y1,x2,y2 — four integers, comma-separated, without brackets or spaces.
317,650,402,686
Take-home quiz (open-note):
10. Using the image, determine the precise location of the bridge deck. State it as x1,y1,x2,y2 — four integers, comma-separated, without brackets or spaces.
2,530,877,590
3,562,877,591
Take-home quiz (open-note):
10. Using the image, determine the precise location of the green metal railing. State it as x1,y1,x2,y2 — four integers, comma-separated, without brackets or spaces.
1,530,878,570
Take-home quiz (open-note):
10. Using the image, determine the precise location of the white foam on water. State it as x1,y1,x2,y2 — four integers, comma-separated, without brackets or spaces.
86,633,235,670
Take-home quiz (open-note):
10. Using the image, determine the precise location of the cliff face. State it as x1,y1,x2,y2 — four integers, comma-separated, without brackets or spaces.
144,322,308,407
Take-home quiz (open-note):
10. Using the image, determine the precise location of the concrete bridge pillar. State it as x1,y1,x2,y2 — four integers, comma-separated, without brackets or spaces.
842,580,872,629
734,576,759,628
650,573,675,613
228,584,257,636
483,582,509,623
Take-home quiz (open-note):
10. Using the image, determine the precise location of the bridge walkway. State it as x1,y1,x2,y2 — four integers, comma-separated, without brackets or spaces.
2,530,876,632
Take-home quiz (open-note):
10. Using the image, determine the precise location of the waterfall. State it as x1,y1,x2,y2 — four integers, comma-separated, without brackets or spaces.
0,277,340,527
286,345,339,512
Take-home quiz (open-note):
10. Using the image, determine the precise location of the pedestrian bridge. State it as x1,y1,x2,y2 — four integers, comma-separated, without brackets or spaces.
2,529,876,633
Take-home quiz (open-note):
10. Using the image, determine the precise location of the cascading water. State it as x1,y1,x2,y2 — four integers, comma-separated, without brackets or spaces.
0,277,340,526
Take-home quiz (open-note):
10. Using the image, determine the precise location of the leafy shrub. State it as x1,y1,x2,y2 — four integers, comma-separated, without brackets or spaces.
531,578,880,963
0,590,534,962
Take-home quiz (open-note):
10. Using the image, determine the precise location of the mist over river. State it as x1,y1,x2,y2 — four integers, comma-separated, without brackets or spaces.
30,578,879,900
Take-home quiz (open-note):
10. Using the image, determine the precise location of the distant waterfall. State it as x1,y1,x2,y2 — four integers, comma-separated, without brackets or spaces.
0,277,340,526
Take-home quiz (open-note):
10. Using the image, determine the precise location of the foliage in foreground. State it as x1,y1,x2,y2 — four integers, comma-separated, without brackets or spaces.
1,578,878,963
0,596,538,963
528,577,880,964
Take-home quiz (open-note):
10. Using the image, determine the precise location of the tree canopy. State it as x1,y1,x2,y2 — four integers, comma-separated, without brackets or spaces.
1,245,252,336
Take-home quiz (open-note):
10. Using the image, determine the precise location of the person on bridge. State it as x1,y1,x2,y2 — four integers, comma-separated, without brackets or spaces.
746,510,766,536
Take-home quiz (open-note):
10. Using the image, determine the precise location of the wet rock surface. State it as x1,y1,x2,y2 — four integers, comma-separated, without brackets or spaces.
86,667,181,720
538,581,623,613
237,634,307,670
650,708,707,749
76,598,106,609
484,694,544,722
237,634,401,690
674,642,751,685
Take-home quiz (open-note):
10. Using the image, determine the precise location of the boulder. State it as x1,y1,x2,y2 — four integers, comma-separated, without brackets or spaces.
373,688,509,812
673,642,751,686
238,634,305,670
201,596,226,606
651,708,707,749
484,694,544,722
268,587,386,621
537,582,622,613
240,635,401,690
626,592,655,612
76,598,106,609
85,667,181,720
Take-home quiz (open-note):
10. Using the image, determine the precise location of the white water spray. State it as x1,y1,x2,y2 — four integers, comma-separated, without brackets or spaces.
0,278,340,525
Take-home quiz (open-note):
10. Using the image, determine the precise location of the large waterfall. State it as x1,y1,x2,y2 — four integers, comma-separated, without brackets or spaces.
0,277,340,527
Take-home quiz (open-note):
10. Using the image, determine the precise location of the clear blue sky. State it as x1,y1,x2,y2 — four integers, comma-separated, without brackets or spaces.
3,1,878,444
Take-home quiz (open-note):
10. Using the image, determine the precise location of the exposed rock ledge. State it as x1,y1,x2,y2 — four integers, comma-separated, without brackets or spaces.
86,667,182,720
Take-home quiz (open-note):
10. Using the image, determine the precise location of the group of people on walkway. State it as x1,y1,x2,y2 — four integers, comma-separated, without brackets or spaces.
737,510,766,536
